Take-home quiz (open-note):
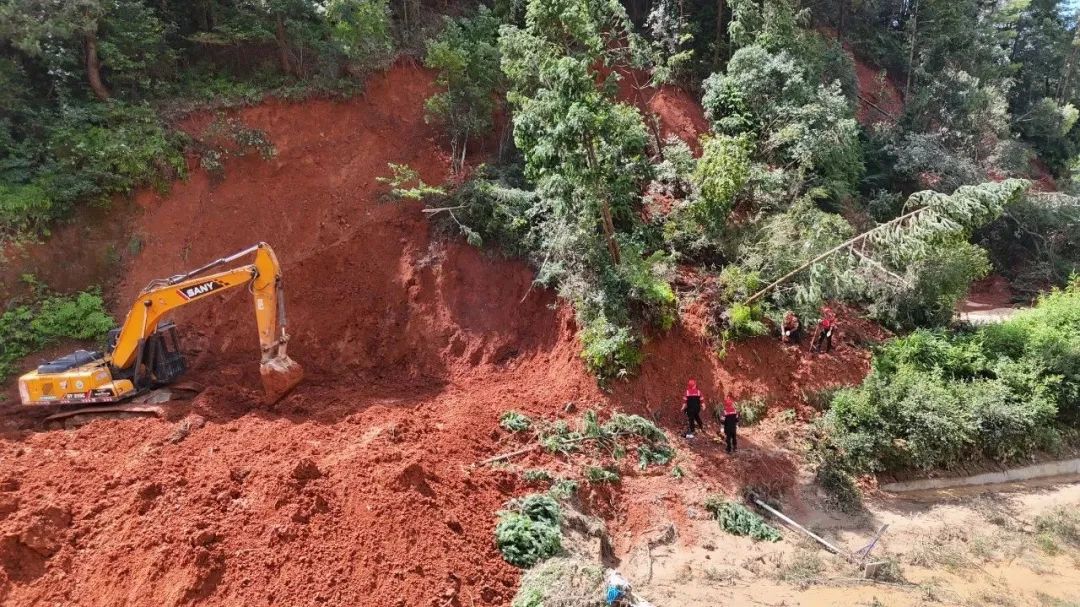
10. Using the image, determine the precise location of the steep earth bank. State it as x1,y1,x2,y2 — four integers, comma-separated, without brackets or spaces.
0,63,878,606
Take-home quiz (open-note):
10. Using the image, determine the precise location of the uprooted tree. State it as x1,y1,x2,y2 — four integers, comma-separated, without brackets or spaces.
740,179,1029,324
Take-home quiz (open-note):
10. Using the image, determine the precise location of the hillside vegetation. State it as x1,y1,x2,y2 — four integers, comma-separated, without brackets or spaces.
3,0,1080,466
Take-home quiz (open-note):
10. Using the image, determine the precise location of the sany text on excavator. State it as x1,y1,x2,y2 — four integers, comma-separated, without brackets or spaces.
17,242,304,407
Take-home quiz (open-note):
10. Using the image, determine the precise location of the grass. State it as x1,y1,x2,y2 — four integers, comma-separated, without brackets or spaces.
777,548,825,585
1035,506,1080,554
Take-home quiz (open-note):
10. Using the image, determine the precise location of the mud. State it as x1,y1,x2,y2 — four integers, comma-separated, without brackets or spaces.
0,62,880,606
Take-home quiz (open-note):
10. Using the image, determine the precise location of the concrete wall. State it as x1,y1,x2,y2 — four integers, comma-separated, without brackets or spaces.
881,458,1080,493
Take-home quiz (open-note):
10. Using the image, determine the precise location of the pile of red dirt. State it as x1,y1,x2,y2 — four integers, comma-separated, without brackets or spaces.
0,63,877,606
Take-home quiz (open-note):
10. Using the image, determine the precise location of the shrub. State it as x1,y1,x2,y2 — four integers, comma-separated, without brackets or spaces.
500,410,533,433
549,479,579,500
822,281,1080,474
636,443,675,470
521,469,554,485
736,397,768,426
495,511,562,568
1035,506,1080,550
495,492,563,568
704,496,782,542
815,461,862,514
0,289,115,381
583,466,620,484
578,314,643,381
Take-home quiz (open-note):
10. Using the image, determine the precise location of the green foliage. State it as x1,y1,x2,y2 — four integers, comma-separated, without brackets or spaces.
378,163,446,201
0,289,115,381
691,134,751,227
324,0,394,73
495,492,563,568
735,398,767,427
424,7,502,170
549,479,579,500
815,461,862,514
500,410,533,433
521,469,554,485
583,465,619,484
822,282,1080,474
702,43,861,203
704,497,782,542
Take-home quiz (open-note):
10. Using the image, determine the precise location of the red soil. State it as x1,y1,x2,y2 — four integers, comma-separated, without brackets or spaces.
852,54,904,126
0,63,875,606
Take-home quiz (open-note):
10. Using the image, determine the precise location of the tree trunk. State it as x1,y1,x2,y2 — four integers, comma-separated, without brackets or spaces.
600,200,621,265
904,0,918,101
583,134,622,266
714,0,727,66
84,33,109,101
275,14,293,76
1059,31,1080,103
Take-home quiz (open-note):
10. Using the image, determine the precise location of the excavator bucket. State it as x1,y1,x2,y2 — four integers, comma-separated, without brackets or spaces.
260,355,304,404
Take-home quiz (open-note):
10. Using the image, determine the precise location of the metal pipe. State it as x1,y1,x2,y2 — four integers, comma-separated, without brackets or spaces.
752,497,853,561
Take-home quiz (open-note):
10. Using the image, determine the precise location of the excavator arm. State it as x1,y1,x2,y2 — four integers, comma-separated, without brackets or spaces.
110,242,302,402
18,242,302,407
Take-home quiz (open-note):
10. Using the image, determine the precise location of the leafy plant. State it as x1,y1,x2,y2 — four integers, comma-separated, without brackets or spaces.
378,163,446,201
0,288,115,381
583,466,619,484
500,410,533,433
704,496,782,542
495,492,564,568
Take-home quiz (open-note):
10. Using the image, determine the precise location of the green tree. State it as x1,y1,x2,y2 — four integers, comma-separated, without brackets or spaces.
424,6,502,173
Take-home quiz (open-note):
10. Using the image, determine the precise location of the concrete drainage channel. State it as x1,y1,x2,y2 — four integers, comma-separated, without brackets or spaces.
882,458,1080,493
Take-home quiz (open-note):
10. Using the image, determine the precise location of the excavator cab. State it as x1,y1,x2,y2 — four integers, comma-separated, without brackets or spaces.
107,322,188,389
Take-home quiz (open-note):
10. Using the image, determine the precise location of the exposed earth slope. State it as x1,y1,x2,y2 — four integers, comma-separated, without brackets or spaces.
0,63,878,606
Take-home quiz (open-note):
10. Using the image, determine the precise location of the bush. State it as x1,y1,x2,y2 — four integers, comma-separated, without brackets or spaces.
521,469,554,485
500,410,533,433
704,496,782,542
736,397,768,427
578,314,643,381
0,288,115,381
822,281,1080,474
583,466,619,484
495,493,563,568
815,461,862,514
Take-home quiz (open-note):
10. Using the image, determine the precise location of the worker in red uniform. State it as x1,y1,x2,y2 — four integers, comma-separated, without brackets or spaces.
722,395,739,453
812,306,837,354
781,310,800,344
682,378,705,439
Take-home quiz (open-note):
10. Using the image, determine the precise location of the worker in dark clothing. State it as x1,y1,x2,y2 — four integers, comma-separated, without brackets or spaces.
682,378,705,439
811,306,836,354
781,310,800,344
722,395,739,453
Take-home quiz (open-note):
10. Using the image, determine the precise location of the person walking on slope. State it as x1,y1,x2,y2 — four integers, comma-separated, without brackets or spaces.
722,395,739,453
682,379,705,439
811,306,837,354
781,310,800,344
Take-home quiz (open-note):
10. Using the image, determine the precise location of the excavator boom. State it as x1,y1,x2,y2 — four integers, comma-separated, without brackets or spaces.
18,242,303,406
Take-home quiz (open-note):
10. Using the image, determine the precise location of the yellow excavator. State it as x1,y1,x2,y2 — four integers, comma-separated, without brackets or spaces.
17,242,304,407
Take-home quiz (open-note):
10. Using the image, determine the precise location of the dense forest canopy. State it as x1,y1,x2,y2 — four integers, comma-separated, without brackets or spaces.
0,0,1077,381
